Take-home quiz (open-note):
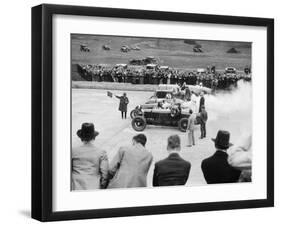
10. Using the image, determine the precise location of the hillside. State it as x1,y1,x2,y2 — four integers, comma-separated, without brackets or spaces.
71,34,251,71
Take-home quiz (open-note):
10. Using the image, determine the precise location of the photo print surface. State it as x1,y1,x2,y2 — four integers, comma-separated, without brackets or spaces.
71,34,252,191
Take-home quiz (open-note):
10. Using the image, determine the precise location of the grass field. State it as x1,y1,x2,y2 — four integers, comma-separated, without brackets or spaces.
71,34,251,71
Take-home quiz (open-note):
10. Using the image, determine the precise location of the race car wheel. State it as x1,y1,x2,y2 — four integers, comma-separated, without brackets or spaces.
178,118,189,132
130,109,141,119
132,116,147,131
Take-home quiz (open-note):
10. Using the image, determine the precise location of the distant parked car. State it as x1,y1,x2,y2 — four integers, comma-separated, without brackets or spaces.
80,44,90,52
193,47,203,52
159,66,169,71
225,67,237,76
121,45,130,52
196,68,206,75
102,45,111,50
144,56,157,64
114,63,128,69
129,56,157,65
131,45,141,50
129,59,143,65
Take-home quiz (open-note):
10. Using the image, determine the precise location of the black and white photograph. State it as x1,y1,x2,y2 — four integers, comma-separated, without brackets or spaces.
0,0,278,224
29,2,274,222
71,34,253,191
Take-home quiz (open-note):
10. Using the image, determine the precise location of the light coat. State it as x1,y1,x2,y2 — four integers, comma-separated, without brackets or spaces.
107,143,153,188
187,113,197,145
187,113,196,131
72,144,109,190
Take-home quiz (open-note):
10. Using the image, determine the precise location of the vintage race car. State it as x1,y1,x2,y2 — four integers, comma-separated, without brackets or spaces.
131,107,199,132
130,85,183,119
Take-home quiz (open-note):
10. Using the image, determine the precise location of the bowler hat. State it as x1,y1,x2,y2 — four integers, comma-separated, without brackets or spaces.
212,130,233,149
77,123,99,141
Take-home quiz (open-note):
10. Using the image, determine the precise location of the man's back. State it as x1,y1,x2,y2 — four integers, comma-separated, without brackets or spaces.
120,145,152,174
153,153,191,186
108,144,152,188
201,150,241,184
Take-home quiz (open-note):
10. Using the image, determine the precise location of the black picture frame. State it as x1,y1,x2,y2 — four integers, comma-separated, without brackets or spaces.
32,4,274,222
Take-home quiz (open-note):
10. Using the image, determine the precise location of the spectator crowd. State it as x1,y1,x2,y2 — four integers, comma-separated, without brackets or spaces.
77,64,252,90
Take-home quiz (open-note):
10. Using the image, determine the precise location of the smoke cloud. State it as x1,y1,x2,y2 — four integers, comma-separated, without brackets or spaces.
193,80,253,144
204,80,252,121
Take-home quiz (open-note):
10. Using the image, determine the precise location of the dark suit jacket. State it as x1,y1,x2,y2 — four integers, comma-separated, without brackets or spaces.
153,153,191,186
201,150,241,184
199,96,205,112
200,109,208,123
116,95,129,112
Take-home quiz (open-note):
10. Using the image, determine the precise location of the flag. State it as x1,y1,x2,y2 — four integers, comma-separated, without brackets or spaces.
107,91,113,98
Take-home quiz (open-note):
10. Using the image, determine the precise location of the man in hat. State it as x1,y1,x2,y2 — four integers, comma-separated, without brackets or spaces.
201,130,241,184
115,92,129,119
72,123,109,190
153,135,191,186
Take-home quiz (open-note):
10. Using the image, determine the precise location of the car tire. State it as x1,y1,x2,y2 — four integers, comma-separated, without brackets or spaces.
130,109,137,119
178,118,189,132
131,116,147,131
130,109,143,119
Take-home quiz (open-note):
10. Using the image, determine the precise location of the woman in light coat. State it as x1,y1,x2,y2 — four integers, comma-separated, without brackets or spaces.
72,123,109,190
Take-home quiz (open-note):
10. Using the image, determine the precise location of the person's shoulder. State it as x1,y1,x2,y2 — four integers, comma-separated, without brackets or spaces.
179,157,191,167
72,144,88,154
201,155,213,165
118,146,129,154
72,146,81,157
72,146,80,152
155,156,170,166
92,146,108,156
144,149,153,159
99,149,108,156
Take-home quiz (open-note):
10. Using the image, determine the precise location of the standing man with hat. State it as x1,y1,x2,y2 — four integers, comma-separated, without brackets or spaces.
115,92,129,119
72,123,109,190
201,130,241,184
